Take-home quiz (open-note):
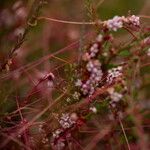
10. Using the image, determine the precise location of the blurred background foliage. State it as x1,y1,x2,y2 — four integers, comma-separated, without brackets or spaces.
0,0,149,118
0,0,150,149
0,0,149,122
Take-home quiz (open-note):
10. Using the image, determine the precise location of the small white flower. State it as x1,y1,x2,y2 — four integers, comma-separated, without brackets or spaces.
66,97,71,103
52,129,63,138
86,61,94,72
75,79,82,87
96,34,103,42
106,66,123,84
103,52,108,57
110,92,123,102
90,107,97,113
72,92,80,100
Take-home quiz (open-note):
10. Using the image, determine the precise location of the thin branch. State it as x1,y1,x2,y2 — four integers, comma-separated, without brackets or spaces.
139,15,150,19
123,26,139,40
0,91,66,149
37,15,150,26
119,118,131,150
38,16,96,25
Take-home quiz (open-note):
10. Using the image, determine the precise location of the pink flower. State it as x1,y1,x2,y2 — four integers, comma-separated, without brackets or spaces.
105,16,123,31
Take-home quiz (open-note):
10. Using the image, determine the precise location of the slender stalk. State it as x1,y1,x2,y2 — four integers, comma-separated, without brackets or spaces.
119,118,131,150
38,16,96,25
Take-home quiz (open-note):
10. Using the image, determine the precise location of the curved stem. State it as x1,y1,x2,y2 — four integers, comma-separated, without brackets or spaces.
38,16,96,25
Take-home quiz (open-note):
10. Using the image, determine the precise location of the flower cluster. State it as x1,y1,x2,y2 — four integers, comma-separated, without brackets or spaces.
107,88,123,108
51,128,66,150
104,16,123,31
52,128,63,139
82,35,103,61
51,113,78,150
107,87,125,120
72,91,80,100
106,66,123,84
65,92,81,103
58,113,76,129
76,60,103,96
75,35,104,96
125,15,140,26
104,15,140,31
